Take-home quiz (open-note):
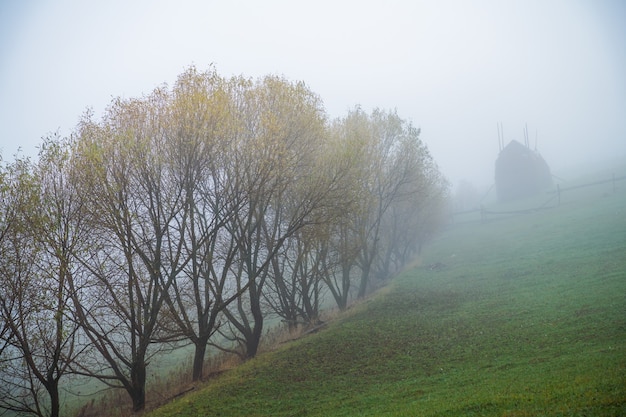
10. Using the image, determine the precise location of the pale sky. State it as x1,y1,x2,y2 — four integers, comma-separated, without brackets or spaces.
1,0,625,187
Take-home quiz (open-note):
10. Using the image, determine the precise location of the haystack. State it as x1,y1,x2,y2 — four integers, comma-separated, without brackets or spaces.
495,140,552,202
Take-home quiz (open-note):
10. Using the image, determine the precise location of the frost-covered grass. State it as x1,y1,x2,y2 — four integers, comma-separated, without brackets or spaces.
147,182,626,416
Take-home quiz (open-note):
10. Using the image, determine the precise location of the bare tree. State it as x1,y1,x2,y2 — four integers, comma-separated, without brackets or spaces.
158,68,251,381
317,108,447,305
353,110,409,297
0,137,84,417
316,109,379,309
263,125,365,321
0,65,450,415
219,75,346,358
263,228,327,331
69,90,189,412
376,138,449,280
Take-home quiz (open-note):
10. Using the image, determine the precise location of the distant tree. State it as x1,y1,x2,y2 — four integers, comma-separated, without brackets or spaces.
316,113,373,310
262,119,364,316
410,169,449,256
158,67,251,381
318,108,447,304
263,227,326,330
376,147,449,279
453,180,480,212
355,109,418,297
219,75,348,358
262,114,366,326
318,222,358,311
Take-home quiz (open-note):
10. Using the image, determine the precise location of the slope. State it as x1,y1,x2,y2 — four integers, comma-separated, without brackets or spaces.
147,181,626,416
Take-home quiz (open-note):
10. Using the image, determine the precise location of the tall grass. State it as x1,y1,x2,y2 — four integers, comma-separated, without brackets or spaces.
145,181,626,415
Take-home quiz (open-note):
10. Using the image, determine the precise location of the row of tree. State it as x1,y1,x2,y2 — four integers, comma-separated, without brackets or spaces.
0,67,448,415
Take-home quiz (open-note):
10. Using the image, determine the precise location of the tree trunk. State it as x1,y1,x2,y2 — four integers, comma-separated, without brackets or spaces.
357,261,371,299
245,322,263,359
244,284,264,359
245,310,264,359
47,381,60,417
331,262,351,311
129,361,147,412
191,337,208,381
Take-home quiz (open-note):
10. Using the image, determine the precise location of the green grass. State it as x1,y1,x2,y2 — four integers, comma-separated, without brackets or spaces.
147,185,626,416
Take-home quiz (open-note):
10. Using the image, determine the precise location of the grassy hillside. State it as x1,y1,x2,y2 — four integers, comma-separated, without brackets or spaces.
147,181,626,416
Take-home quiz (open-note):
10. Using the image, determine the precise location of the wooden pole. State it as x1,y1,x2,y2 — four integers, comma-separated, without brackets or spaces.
524,123,529,148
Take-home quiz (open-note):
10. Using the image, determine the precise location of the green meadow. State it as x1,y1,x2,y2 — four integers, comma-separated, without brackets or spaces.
144,175,626,416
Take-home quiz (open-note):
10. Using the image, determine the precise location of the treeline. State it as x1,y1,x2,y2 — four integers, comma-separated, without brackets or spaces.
0,67,448,415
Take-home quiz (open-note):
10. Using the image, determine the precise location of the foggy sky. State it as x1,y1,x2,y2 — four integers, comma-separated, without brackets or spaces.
1,0,625,187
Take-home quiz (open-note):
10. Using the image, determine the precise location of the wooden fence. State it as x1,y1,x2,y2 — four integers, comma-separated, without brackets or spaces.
450,173,626,224
552,173,625,205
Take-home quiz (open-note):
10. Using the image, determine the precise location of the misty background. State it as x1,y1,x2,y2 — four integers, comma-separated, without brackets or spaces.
1,0,625,188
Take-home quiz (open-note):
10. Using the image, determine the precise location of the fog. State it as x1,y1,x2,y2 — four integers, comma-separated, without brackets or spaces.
1,0,625,187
